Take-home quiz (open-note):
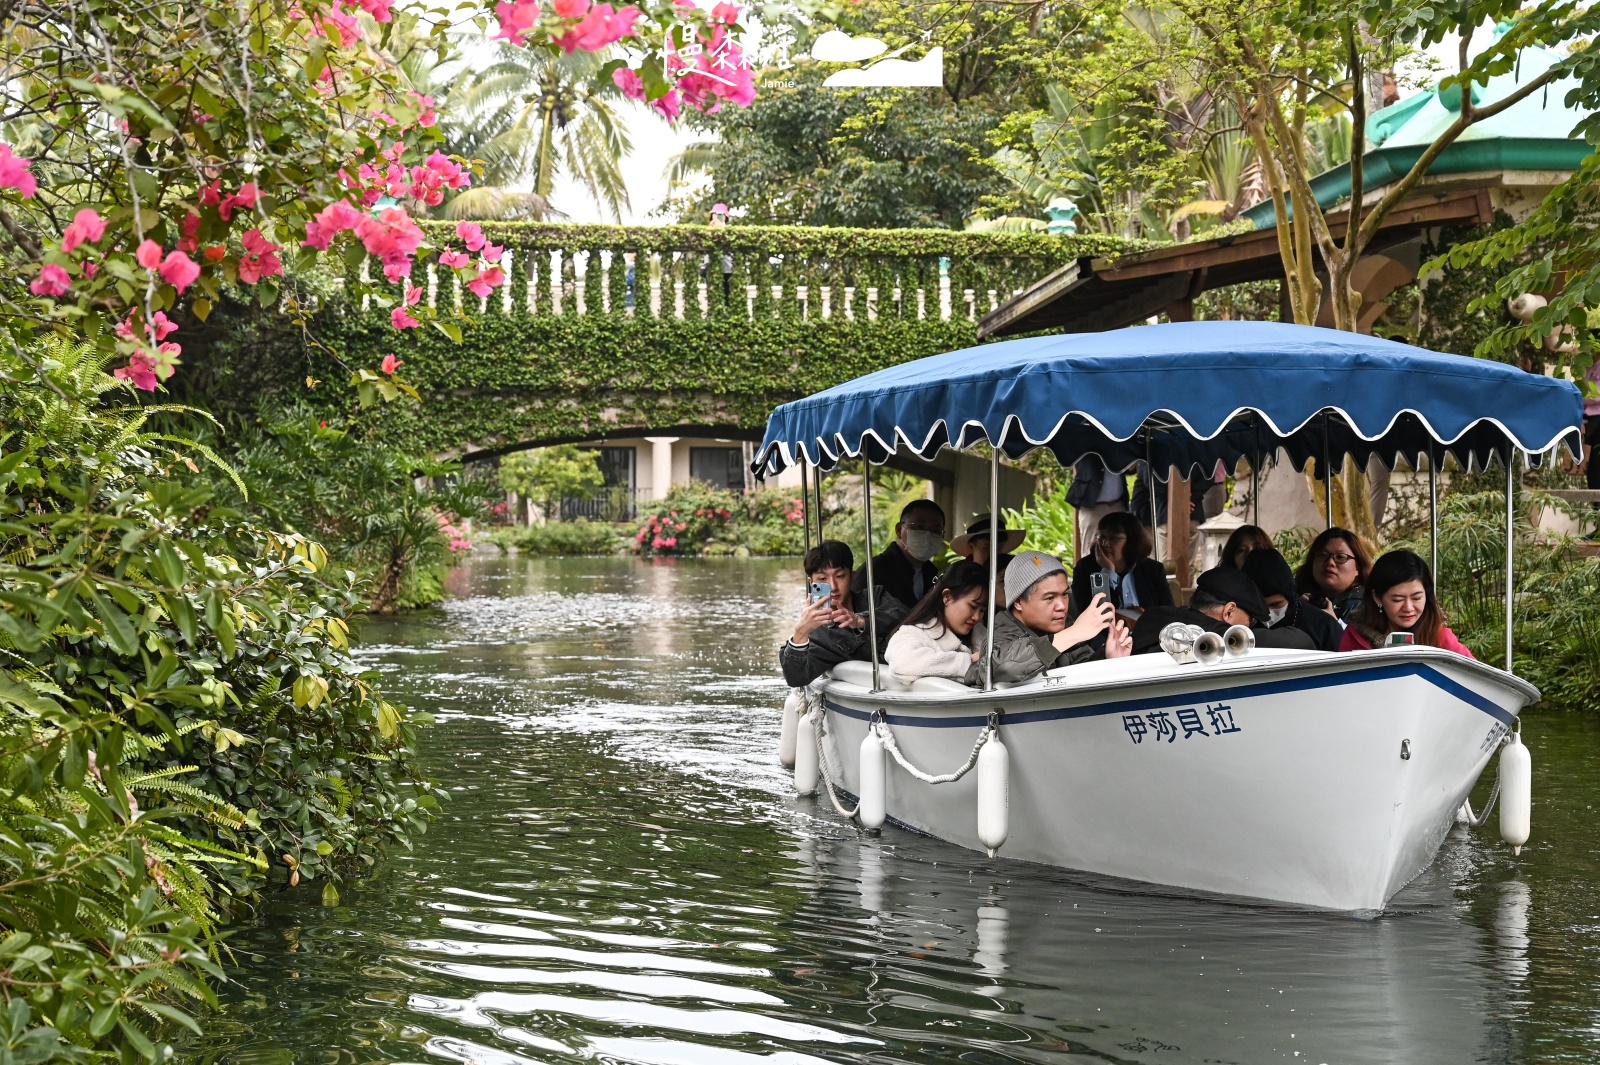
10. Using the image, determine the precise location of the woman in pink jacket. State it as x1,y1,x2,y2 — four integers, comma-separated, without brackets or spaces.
1338,550,1474,657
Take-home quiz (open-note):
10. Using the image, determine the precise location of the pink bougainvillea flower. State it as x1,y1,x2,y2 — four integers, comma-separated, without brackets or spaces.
114,352,160,391
176,211,202,253
493,0,540,44
30,263,69,296
403,282,422,306
149,310,178,341
711,1,741,20
202,245,226,262
135,239,164,270
391,306,419,329
237,228,282,284
217,182,259,221
356,206,424,282
456,221,486,251
408,151,470,206
302,199,364,249
409,92,438,127
159,250,201,293
553,3,640,52
613,67,680,119
553,0,590,16
0,143,36,198
83,260,98,279
354,0,393,21
381,353,403,374
199,180,222,207
481,243,504,264
438,249,471,269
61,209,107,253
466,266,506,298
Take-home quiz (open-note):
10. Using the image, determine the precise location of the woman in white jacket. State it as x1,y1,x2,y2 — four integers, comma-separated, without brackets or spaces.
884,561,989,686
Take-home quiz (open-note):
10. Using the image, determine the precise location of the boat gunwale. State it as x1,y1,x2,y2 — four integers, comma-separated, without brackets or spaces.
815,645,1539,722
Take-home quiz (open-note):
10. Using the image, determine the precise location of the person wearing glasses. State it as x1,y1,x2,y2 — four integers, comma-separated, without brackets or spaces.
1070,511,1172,617
1337,550,1473,656
1294,527,1372,622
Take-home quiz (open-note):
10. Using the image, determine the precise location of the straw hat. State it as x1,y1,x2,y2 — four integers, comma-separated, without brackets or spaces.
951,513,1026,558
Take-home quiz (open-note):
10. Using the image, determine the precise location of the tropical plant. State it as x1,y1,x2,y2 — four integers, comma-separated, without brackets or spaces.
434,46,634,221
499,445,606,521
0,338,444,1057
1004,478,1077,561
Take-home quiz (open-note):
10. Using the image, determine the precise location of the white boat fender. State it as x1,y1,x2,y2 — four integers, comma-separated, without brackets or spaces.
1499,726,1532,856
794,708,819,797
859,724,886,831
779,691,801,769
976,725,1009,857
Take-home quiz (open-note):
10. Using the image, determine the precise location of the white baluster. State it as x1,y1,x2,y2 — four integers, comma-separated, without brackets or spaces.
697,280,708,317
866,286,878,321
745,283,756,319
360,256,371,311
601,251,611,314
501,260,513,315
771,284,782,318
917,288,926,320
940,271,951,320
964,289,976,320
892,286,902,317
674,279,685,319
843,286,855,320
552,251,564,316
649,253,662,317
821,285,832,318
987,288,997,312
797,285,809,320
427,263,438,309
452,274,462,314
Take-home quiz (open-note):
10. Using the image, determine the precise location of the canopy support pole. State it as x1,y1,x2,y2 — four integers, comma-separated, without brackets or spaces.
1252,416,1262,529
1505,449,1517,673
801,462,813,558
814,464,826,545
986,440,999,692
1428,452,1438,587
862,458,880,693
1322,411,1333,529
1146,434,1160,562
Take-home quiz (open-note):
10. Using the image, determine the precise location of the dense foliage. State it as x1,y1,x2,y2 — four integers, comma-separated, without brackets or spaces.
499,446,605,520
634,484,806,557
0,341,444,1057
483,519,625,556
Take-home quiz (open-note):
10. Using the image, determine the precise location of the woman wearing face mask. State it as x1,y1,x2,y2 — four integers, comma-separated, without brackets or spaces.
1241,548,1343,651
1070,510,1172,615
884,561,990,685
1338,550,1473,655
1294,526,1372,621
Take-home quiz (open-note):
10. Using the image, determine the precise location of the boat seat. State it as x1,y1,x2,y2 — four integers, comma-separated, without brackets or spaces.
827,660,913,691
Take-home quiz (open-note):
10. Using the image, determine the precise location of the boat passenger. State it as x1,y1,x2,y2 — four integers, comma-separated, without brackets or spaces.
1221,524,1274,569
781,541,908,687
951,513,1023,572
1295,527,1371,622
1338,550,1474,656
975,550,1130,684
850,500,945,614
1131,566,1315,654
1240,548,1343,652
1070,511,1173,615
883,561,989,686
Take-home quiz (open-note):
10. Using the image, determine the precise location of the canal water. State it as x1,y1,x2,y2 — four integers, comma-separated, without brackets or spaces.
182,556,1600,1065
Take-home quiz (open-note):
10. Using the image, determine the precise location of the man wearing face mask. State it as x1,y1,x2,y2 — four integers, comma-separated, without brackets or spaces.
851,500,946,613
1241,548,1343,652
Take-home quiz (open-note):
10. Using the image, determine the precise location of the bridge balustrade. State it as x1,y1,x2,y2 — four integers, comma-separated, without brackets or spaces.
351,223,1125,324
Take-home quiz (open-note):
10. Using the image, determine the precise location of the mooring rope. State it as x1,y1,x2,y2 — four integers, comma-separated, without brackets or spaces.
1460,763,1503,829
806,690,860,818
875,716,993,785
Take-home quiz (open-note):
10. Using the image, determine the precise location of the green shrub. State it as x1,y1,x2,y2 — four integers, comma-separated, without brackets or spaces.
634,484,806,557
494,520,626,556
0,340,442,1058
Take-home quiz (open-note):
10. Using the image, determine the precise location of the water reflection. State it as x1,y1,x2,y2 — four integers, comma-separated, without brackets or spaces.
178,555,1600,1065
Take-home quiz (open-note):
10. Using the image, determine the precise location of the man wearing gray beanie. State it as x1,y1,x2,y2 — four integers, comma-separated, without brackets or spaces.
966,549,1130,685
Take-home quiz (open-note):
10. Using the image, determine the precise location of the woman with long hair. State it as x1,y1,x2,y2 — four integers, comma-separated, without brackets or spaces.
1221,524,1274,569
884,560,990,685
1070,510,1172,614
1338,550,1473,656
1294,526,1372,621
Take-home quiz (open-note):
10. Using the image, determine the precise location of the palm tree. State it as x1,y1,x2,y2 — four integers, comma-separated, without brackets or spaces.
433,45,633,221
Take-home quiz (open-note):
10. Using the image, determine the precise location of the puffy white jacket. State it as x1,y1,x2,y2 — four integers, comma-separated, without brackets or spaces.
884,618,976,685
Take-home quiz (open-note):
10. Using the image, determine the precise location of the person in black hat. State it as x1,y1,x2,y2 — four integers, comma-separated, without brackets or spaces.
1240,548,1343,652
1131,565,1315,655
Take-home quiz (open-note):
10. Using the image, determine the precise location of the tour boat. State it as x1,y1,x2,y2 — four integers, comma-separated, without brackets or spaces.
754,321,1581,912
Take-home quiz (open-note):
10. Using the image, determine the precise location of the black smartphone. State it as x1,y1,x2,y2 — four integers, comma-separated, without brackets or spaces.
1089,570,1110,598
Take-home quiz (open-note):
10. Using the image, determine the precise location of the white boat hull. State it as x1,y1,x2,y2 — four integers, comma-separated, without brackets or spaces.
810,646,1536,912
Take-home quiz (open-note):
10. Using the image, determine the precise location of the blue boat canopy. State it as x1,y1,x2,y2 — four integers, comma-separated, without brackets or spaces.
752,322,1583,479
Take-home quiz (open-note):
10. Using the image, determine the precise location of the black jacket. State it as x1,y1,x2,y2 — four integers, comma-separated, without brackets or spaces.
1071,555,1173,614
1275,596,1344,652
1131,605,1315,656
850,544,939,614
779,587,909,687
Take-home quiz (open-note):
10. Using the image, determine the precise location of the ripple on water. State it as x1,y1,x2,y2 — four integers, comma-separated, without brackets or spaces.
177,557,1600,1065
